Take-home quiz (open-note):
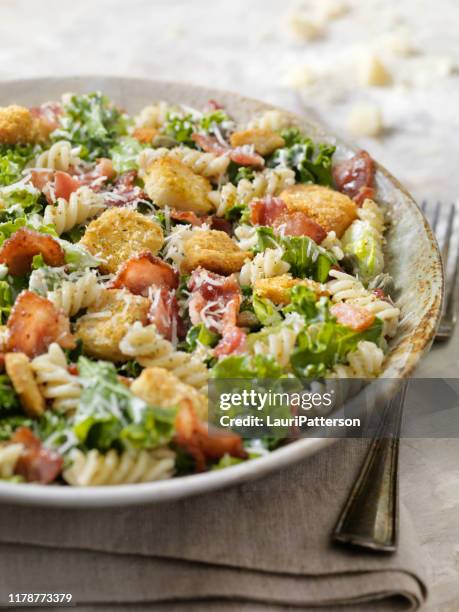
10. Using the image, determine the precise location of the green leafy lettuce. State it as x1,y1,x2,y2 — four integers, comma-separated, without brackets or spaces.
252,295,282,327
0,144,37,187
341,220,384,284
0,375,20,412
163,113,195,147
269,129,335,186
52,92,129,160
109,136,145,174
184,324,220,353
73,357,176,452
211,354,283,379
255,227,336,282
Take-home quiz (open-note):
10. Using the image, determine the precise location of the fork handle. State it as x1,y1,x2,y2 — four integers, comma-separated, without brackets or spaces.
332,385,407,552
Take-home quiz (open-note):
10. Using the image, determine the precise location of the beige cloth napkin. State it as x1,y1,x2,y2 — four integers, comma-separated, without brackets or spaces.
0,440,428,611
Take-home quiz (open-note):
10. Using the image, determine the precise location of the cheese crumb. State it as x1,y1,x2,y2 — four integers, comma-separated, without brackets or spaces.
357,53,392,87
346,104,383,137
287,13,324,41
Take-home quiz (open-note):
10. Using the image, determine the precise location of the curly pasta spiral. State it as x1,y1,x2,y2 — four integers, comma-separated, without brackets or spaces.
358,199,385,235
327,270,400,337
31,343,81,413
234,224,259,251
34,141,82,171
47,272,102,317
239,248,290,285
329,341,385,378
252,314,304,368
0,443,23,479
44,186,105,235
247,110,292,132
134,101,171,129
209,167,295,216
321,231,344,260
120,323,209,393
63,447,175,486
138,146,230,179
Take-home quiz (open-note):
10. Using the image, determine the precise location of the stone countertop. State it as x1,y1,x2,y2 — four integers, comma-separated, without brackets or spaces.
0,0,458,609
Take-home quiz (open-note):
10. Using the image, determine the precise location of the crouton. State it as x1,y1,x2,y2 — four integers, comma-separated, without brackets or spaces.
230,128,285,156
144,157,213,215
5,353,45,417
254,274,328,305
132,127,159,144
280,184,357,237
131,367,207,421
0,106,39,145
75,289,150,362
183,229,251,275
80,208,164,274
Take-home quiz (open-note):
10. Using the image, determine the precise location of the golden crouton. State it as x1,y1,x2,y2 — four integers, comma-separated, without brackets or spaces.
280,184,357,238
230,128,285,156
132,127,159,144
254,274,329,305
131,367,207,421
0,106,39,145
80,208,164,274
5,353,45,417
75,289,150,362
144,157,213,215
183,229,252,275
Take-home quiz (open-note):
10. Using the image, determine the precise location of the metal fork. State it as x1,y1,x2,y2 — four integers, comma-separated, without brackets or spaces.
332,202,458,552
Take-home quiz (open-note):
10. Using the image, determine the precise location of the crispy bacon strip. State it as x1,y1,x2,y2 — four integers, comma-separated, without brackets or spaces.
174,400,247,472
188,268,242,334
7,291,75,358
330,303,375,332
272,211,327,243
192,133,264,167
214,326,247,358
0,228,65,276
148,287,185,341
332,150,376,206
171,210,204,226
230,147,265,168
250,196,288,226
110,251,178,296
11,427,63,484
191,133,228,155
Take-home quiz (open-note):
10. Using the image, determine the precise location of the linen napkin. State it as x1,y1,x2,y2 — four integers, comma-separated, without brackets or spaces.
0,439,428,611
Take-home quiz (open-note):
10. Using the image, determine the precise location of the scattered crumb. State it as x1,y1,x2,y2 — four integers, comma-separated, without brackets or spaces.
286,12,324,41
356,53,392,87
346,103,384,137
282,63,315,88
316,0,349,21
377,27,417,57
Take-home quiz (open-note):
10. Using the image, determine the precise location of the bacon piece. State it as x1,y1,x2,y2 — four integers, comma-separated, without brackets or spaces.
148,287,184,341
0,228,65,276
11,427,63,484
250,196,288,226
332,150,376,206
191,133,228,155
188,268,242,334
171,210,204,226
205,215,232,235
330,303,375,332
230,147,265,168
111,251,178,296
214,327,247,358
272,211,327,243
28,170,54,192
174,400,247,472
54,171,81,201
103,170,147,206
206,99,225,111
30,103,62,140
7,291,75,358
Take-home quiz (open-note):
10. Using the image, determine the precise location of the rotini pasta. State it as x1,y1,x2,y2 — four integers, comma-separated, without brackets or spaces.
327,270,400,337
43,186,105,235
0,443,23,479
31,343,81,413
63,447,175,486
209,167,295,216
252,313,305,368
321,231,344,260
239,248,290,285
34,140,82,171
234,224,259,251
138,146,230,179
119,322,209,393
46,271,102,317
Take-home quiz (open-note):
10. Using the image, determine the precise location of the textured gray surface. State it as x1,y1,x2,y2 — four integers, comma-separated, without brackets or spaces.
0,0,457,609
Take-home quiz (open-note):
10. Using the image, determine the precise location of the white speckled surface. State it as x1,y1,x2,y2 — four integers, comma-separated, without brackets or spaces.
0,0,458,608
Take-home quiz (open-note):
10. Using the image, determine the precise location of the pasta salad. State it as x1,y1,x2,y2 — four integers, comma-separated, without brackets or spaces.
0,92,400,485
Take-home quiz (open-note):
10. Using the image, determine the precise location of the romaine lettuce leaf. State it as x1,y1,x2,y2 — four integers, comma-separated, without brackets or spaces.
0,144,38,187
184,324,220,353
252,295,282,326
211,354,283,379
255,227,336,282
109,136,145,174
341,220,384,283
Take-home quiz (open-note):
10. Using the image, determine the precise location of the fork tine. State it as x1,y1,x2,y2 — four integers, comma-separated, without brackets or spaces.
440,203,456,267
431,201,441,233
